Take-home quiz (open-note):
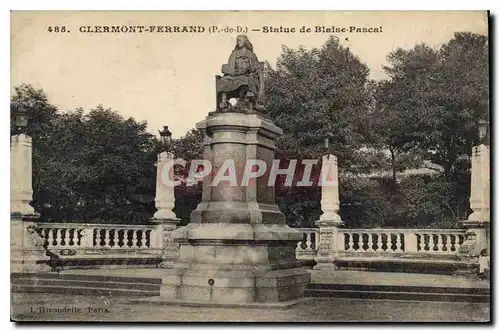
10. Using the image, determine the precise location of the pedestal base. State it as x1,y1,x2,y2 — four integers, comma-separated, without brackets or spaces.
160,266,310,304
133,295,313,309
160,223,311,304
11,216,50,273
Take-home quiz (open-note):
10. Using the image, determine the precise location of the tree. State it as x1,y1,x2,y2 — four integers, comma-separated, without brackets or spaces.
11,85,158,223
372,44,440,182
266,36,372,168
376,33,488,179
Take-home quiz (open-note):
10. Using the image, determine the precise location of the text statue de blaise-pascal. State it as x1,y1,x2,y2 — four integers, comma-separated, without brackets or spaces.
215,35,266,113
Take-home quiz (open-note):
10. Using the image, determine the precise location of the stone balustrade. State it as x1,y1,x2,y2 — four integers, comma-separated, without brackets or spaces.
37,223,164,267
295,228,466,262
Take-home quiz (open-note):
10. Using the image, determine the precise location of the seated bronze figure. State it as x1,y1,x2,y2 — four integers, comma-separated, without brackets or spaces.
216,35,266,112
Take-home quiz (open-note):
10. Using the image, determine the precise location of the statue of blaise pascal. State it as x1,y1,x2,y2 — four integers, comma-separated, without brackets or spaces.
215,35,266,113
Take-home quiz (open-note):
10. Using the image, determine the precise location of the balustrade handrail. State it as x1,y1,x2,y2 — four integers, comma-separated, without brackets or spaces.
340,228,466,233
37,222,156,229
293,227,466,233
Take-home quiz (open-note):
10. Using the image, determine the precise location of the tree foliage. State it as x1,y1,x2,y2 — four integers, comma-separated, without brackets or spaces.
266,36,371,167
14,88,158,223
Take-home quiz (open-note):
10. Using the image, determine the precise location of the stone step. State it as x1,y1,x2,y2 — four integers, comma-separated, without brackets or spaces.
12,277,160,291
305,285,490,303
11,272,162,284
12,285,159,297
308,283,490,295
11,272,161,297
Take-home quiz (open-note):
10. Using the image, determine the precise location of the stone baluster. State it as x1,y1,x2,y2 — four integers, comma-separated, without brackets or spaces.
295,238,302,253
45,229,53,246
420,234,427,251
455,234,463,252
422,233,429,251
347,233,355,252
376,233,383,252
445,234,452,252
367,233,374,252
132,230,139,247
62,229,68,247
437,234,444,252
112,230,120,248
48,229,55,247
38,228,48,247
104,229,111,248
305,232,312,250
55,229,63,248
395,234,402,252
138,230,144,248
430,234,437,251
95,229,102,247
69,228,76,246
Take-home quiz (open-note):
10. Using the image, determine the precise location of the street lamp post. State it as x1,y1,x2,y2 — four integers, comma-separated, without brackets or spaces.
14,107,29,134
159,125,173,149
478,119,489,146
324,133,334,155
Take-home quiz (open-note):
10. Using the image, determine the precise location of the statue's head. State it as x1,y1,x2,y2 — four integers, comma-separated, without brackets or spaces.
235,35,253,51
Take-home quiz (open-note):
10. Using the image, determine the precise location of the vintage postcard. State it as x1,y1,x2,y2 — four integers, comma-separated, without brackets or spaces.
10,10,490,322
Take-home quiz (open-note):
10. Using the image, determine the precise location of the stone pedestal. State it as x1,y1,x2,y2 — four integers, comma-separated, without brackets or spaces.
11,214,50,273
151,151,181,268
314,154,344,270
11,134,36,216
459,144,490,257
11,134,49,272
467,144,490,225
455,144,490,275
160,112,310,304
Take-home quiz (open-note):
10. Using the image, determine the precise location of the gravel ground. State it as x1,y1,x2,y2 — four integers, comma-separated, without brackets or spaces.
11,293,490,322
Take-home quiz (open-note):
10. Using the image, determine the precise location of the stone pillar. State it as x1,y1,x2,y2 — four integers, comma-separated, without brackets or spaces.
468,144,490,224
459,144,490,257
160,112,310,305
314,154,344,270
151,151,180,268
11,134,49,272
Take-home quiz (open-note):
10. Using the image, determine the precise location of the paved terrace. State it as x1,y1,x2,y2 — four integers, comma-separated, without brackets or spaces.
12,293,490,322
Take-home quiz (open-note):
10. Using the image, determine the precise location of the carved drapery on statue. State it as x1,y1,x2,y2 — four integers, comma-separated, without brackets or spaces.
215,35,266,113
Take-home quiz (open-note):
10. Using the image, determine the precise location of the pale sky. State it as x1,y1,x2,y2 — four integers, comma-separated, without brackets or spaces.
11,11,488,138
